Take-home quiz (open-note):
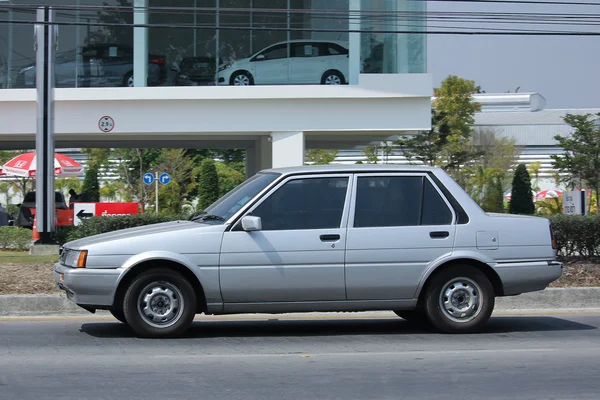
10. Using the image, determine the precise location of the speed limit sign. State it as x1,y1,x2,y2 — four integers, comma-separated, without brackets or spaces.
98,116,115,133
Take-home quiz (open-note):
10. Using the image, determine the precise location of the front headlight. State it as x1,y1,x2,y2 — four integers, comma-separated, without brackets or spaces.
62,249,88,268
19,66,34,74
218,63,232,72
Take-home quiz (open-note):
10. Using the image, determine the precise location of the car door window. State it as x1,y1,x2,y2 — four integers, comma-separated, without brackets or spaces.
326,43,348,56
291,43,320,58
354,176,452,228
421,179,453,225
251,177,348,230
256,44,288,61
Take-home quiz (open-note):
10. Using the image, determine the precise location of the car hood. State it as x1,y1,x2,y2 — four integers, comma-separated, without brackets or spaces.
65,220,227,255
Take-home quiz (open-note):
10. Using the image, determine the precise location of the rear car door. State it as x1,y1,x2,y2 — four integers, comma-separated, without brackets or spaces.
290,42,326,84
345,173,457,300
220,174,352,303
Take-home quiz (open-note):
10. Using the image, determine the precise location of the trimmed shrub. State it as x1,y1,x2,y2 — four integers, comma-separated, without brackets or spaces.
198,158,219,211
81,167,100,202
509,163,535,215
0,226,32,251
65,213,184,243
548,214,600,260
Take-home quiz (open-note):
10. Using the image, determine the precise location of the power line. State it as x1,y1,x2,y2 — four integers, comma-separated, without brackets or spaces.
2,18,600,35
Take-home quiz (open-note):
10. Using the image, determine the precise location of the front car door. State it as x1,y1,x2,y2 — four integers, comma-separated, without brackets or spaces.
345,173,457,300
251,43,290,85
219,174,352,304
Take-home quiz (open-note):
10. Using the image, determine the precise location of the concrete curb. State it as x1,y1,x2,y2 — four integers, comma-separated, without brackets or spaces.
1,288,600,317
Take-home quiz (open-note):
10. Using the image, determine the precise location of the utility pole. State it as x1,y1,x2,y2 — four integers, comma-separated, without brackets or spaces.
34,6,58,245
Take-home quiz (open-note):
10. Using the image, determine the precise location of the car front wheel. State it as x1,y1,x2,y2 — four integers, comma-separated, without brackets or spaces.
424,265,495,333
230,71,253,86
109,308,127,324
123,268,196,338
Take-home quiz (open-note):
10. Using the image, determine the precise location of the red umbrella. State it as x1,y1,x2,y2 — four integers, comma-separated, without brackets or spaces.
535,190,562,200
1,152,84,178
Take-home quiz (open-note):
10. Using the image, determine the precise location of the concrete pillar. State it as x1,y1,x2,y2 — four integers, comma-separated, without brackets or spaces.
348,0,361,84
133,0,148,87
245,136,272,178
271,131,304,168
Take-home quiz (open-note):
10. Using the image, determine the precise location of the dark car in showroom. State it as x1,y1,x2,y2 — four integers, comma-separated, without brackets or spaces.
172,57,220,86
15,43,167,88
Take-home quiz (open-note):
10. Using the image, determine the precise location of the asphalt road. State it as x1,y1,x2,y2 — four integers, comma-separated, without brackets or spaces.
1,312,600,400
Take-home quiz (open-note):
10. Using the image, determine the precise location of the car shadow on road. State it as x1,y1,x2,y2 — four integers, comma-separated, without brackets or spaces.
79,315,597,339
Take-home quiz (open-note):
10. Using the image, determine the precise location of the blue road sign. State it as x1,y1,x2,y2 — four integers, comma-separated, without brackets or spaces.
143,173,155,185
159,173,171,185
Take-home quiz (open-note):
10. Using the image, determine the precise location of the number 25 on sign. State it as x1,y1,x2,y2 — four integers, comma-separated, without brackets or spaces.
99,116,115,133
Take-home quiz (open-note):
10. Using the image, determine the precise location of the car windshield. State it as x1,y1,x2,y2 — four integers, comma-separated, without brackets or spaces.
193,172,280,223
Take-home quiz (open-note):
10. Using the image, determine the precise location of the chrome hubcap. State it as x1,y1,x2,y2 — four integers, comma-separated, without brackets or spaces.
439,277,482,323
137,281,184,328
325,75,341,85
234,75,250,85
127,75,134,87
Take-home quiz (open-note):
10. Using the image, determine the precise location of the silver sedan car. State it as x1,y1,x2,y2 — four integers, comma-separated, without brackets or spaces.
54,165,563,338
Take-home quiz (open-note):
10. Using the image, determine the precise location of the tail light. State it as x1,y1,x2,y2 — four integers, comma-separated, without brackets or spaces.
550,224,557,250
150,57,165,65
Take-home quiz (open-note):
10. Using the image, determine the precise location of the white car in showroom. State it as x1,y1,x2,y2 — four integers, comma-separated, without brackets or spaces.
216,40,349,86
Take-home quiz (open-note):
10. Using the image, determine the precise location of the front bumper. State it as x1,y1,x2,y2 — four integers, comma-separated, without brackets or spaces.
53,263,124,307
493,260,563,296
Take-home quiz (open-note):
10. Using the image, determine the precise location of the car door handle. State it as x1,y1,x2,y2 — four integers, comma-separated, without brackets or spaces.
320,234,340,242
430,231,449,239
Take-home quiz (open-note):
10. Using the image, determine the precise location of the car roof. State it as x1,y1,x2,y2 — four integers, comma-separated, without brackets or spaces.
261,164,440,175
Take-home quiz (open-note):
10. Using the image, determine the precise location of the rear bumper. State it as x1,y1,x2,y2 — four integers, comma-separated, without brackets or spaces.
53,263,123,307
492,260,563,296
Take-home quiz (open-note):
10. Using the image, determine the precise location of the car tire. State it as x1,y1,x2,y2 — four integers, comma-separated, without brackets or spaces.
230,71,254,86
321,70,345,85
122,268,197,338
109,308,127,324
122,71,134,87
393,309,429,324
424,265,495,333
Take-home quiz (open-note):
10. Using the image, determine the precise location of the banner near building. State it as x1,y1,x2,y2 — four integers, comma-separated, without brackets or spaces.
73,202,141,226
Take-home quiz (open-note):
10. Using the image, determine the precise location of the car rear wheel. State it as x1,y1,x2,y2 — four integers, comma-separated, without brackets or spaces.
123,268,196,338
109,308,127,324
321,70,344,85
123,71,134,87
424,265,495,333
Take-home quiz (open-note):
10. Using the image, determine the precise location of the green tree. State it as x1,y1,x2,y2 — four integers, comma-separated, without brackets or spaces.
55,177,83,200
113,148,163,205
155,149,200,214
305,149,339,165
363,146,380,164
458,128,519,203
81,167,100,202
509,163,535,215
551,112,600,213
395,75,482,179
481,174,505,213
215,162,245,197
198,158,219,211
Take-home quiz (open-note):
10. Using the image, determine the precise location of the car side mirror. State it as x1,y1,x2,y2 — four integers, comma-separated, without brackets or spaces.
241,215,262,232
16,203,21,208
255,54,265,61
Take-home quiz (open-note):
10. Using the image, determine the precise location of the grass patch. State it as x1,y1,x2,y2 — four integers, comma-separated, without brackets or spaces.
0,251,59,264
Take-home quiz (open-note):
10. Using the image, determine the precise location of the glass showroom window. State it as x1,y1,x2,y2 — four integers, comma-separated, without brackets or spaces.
360,0,426,74
2,0,134,89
